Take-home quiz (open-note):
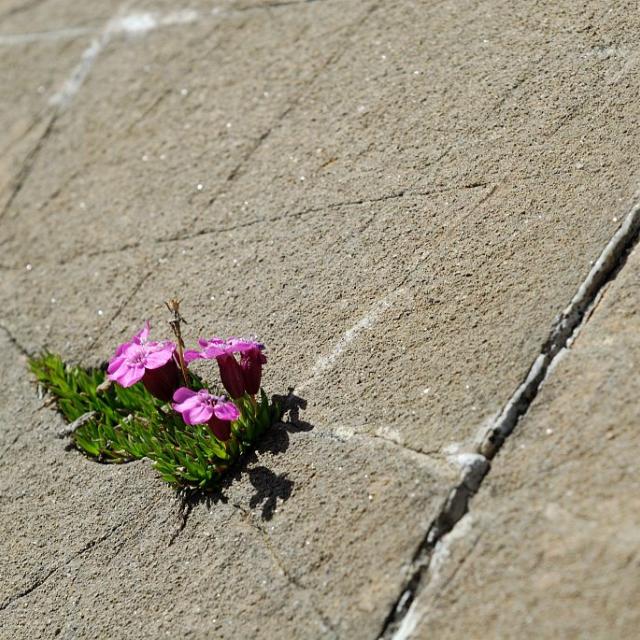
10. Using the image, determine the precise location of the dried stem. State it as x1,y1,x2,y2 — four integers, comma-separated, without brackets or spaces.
165,298,190,387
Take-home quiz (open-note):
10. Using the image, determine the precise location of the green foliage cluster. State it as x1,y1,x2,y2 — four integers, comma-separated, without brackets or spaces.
29,352,280,489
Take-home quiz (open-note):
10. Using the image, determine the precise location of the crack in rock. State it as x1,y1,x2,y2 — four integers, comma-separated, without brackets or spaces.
1,182,492,270
0,114,57,223
377,455,489,639
480,197,640,458
377,197,640,638
0,521,126,611
230,500,338,637
0,322,31,357
168,492,195,546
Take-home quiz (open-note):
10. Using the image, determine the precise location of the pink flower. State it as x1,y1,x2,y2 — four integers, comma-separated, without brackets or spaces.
113,321,151,357
184,337,266,398
107,323,180,402
172,387,240,441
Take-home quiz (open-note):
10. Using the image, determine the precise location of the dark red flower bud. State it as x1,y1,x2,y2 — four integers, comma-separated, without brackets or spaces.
207,415,232,441
240,345,267,396
141,358,181,402
216,353,246,399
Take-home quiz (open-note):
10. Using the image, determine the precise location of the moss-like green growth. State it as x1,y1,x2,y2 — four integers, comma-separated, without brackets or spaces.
29,352,281,489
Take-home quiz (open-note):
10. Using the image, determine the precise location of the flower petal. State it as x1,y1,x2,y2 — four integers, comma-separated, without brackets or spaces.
199,337,225,348
213,400,240,422
202,345,226,358
183,350,202,364
182,403,214,425
114,363,145,387
114,321,152,357
137,321,151,343
108,357,136,382
227,338,257,354
173,395,202,414
114,342,129,357
144,344,175,369
172,387,196,403
107,355,125,375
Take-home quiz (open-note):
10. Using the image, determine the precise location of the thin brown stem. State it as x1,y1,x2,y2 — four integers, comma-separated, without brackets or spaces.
165,298,190,387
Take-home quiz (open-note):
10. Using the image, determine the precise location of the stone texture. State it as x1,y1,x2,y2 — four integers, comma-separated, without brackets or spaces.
0,0,639,638
400,245,640,639
0,330,454,639
36,0,639,460
0,249,154,362
0,36,88,225
0,0,111,34
0,0,374,266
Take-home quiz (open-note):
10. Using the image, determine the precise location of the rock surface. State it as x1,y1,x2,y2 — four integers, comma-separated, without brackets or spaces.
398,243,640,640
1,1,638,638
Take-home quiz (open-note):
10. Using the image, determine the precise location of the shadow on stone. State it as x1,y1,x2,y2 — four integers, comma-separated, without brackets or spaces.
247,466,293,520
184,390,313,521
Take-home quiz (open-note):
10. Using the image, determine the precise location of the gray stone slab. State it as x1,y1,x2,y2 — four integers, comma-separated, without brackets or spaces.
87,176,636,458
0,329,454,639
397,244,640,639
0,0,373,266
0,249,153,362
0,331,174,608
66,0,639,459
1,0,640,638
210,0,640,225
0,0,113,34
0,37,88,224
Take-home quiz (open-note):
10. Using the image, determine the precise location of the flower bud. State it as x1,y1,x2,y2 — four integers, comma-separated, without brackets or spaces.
141,358,181,402
217,353,246,399
207,415,232,441
240,345,267,395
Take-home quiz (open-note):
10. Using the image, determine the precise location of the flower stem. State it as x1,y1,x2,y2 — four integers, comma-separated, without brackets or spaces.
165,298,190,387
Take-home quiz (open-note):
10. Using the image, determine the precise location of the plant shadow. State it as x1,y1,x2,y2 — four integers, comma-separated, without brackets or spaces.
184,389,312,520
